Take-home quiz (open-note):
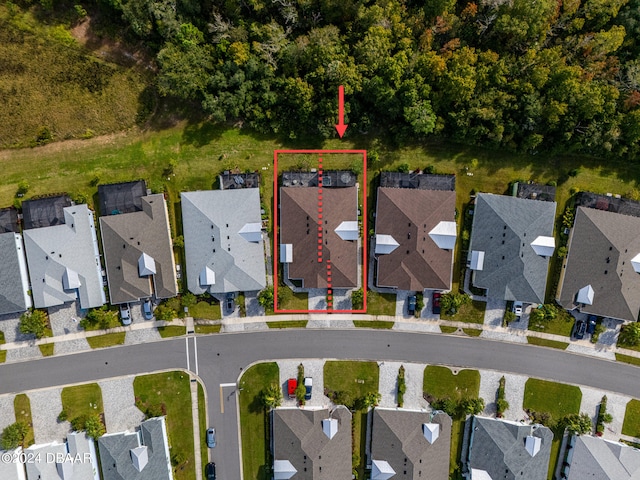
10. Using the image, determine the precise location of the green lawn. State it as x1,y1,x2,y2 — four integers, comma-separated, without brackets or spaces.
440,326,459,334
267,320,309,329
0,331,5,344
463,328,483,337
352,320,394,329
14,394,34,447
194,324,222,334
134,372,194,480
158,326,186,338
198,383,208,477
0,351,6,363
623,400,640,438
528,309,575,337
86,332,125,349
527,337,569,350
523,379,582,421
277,290,308,311
366,291,396,316
616,353,640,366
239,362,279,480
440,299,486,324
61,383,104,424
423,366,480,401
38,343,54,356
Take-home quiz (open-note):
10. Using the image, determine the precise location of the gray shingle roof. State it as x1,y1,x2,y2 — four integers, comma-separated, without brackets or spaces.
0,232,31,315
565,435,640,480
557,207,640,322
181,190,266,294
462,417,553,480
375,187,457,291
371,408,452,480
469,193,556,303
98,417,172,480
100,195,177,304
23,205,105,309
272,407,352,479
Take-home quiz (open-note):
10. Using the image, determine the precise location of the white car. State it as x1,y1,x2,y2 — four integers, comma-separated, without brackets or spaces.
513,301,523,318
120,304,132,325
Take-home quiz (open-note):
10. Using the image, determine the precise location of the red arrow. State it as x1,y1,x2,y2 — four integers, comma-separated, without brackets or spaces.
335,85,348,138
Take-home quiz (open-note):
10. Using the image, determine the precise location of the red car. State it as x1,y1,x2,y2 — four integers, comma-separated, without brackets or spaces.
432,292,442,314
287,378,297,398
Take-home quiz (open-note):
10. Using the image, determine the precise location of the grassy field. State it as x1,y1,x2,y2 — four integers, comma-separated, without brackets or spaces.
527,337,569,350
134,372,194,480
623,400,640,438
352,320,395,329
86,332,125,348
194,324,221,334
366,291,396,316
61,383,104,423
198,383,208,478
238,362,279,480
267,320,308,329
324,361,379,478
616,353,640,366
528,309,575,337
38,343,54,356
423,366,480,401
13,394,34,447
158,326,186,338
441,300,486,324
189,301,221,320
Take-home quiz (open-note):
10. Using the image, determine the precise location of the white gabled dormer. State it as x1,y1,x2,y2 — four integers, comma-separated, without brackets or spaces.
525,435,541,457
322,418,338,439
371,459,396,480
238,222,262,243
199,266,215,287
632,253,640,273
576,284,594,305
335,221,359,241
138,252,156,276
530,236,555,257
375,234,399,255
429,221,457,250
423,423,439,444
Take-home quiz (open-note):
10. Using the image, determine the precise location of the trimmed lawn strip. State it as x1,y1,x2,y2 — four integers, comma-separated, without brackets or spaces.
622,399,640,438
463,328,482,337
0,350,6,363
198,383,208,478
527,337,569,350
158,326,186,338
134,372,194,480
352,320,394,329
87,332,126,349
239,362,279,480
38,343,54,356
616,353,640,366
188,301,221,320
441,300,486,324
0,331,5,344
267,320,308,329
366,292,396,316
14,394,34,447
194,324,221,334
528,310,575,337
618,340,640,353
423,366,480,401
277,291,309,311
61,383,104,424
440,326,458,334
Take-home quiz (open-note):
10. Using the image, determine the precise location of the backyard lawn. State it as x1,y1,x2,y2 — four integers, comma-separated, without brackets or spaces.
622,400,640,438
440,300,486,324
239,362,279,480
134,371,194,480
61,383,104,423
14,394,34,447
366,291,396,316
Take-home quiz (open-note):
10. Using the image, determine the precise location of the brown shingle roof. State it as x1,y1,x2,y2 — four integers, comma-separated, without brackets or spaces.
280,186,358,288
375,188,456,290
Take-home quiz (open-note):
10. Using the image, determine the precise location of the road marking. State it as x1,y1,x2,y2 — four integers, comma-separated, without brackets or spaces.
185,337,190,372
193,336,199,376
220,383,236,387
219,385,224,413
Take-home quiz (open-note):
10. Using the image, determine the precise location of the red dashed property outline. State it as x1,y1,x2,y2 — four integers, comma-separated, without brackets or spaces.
273,150,367,314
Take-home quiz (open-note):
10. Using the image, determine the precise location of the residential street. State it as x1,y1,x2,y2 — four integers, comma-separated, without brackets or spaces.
2,329,640,479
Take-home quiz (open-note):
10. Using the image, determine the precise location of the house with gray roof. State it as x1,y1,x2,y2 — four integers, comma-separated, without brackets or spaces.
461,416,553,480
557,206,640,322
272,406,352,479
468,193,556,303
562,435,640,479
100,194,177,305
98,417,172,480
0,232,32,315
181,189,266,295
370,408,451,480
24,432,99,480
0,448,26,480
23,204,105,310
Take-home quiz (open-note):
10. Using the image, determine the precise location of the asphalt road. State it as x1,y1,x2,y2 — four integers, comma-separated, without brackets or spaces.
2,329,640,479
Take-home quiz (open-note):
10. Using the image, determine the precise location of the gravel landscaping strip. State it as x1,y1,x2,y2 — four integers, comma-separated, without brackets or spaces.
393,321,440,333
0,313,31,343
478,370,528,421
53,338,91,355
123,327,162,345
566,343,616,360
332,289,352,310
307,318,354,328
480,330,528,343
483,297,506,327
47,302,84,337
98,377,145,433
0,395,17,432
6,345,42,362
378,362,402,408
579,386,630,439
277,360,303,408
28,388,70,444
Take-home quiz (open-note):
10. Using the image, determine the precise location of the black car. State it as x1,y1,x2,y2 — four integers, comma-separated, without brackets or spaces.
407,295,417,315
587,315,597,335
205,462,216,480
574,320,587,339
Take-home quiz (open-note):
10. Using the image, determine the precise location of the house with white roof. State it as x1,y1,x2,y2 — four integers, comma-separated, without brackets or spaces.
24,432,99,480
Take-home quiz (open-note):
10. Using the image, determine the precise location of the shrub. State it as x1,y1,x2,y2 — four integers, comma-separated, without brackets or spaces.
57,410,68,422
1,422,29,449
397,163,410,173
84,414,106,439
619,322,640,347
559,413,592,435
261,384,282,409
424,165,435,174
503,310,516,326
351,288,364,310
595,395,613,435
496,377,509,417
34,126,53,146
397,366,406,407
440,292,470,316
557,246,568,258
16,181,29,197
258,287,274,309
19,309,49,338
591,322,605,344
181,293,196,308
415,294,424,317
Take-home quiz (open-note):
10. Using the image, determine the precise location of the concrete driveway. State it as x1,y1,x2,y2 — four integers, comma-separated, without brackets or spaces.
483,297,506,327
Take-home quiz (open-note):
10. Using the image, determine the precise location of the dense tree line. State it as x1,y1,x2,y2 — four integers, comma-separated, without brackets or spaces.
86,0,640,156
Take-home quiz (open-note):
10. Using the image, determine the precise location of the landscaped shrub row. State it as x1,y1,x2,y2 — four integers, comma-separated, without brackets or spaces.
397,366,406,408
596,395,613,436
496,376,509,418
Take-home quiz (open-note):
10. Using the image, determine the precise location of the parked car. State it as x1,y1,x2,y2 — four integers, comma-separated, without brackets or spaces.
287,378,297,398
205,462,216,480
587,315,597,334
143,299,153,320
574,320,587,339
206,428,216,448
119,304,131,326
513,301,523,319
304,377,313,400
432,292,441,314
407,295,417,315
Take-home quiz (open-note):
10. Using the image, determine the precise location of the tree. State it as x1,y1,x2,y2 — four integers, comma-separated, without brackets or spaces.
83,414,106,439
460,397,485,415
351,289,364,310
19,310,49,339
261,384,282,409
81,306,117,330
440,292,470,316
257,286,274,309
153,304,177,322
181,293,196,308
1,422,29,449
618,322,640,347
559,413,592,435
